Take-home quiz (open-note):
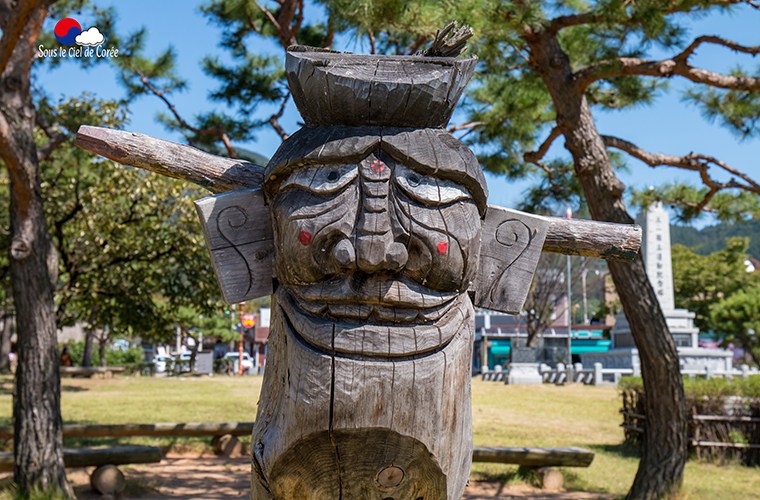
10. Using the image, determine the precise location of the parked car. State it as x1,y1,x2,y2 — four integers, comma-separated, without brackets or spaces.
223,352,254,374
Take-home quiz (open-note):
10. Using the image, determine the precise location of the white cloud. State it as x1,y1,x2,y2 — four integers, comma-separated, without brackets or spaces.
75,27,104,47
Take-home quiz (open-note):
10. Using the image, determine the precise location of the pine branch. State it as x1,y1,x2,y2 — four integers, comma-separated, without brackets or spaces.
254,0,301,48
576,37,760,92
522,127,565,191
404,36,428,56
36,113,67,162
524,126,561,165
75,126,265,193
602,134,760,213
547,0,749,32
447,121,484,133
253,1,282,33
268,93,290,141
368,30,376,55
678,35,760,60
138,74,238,158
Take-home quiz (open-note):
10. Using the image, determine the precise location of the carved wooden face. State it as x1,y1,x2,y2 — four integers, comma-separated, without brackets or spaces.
270,151,482,357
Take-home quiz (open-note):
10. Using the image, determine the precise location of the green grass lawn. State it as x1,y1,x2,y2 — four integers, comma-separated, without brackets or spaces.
0,375,757,498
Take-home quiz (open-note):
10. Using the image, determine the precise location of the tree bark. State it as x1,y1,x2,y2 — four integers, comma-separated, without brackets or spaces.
82,326,94,367
0,312,13,373
525,29,686,499
0,4,72,496
98,333,107,367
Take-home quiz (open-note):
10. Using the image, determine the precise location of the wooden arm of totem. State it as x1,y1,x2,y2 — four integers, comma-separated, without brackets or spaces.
75,125,640,263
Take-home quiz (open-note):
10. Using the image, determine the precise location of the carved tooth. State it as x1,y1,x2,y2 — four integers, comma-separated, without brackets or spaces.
373,306,418,323
299,300,327,315
417,300,454,322
328,303,372,320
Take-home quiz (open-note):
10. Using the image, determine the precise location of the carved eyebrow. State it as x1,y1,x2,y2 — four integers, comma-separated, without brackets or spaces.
279,164,358,195
394,164,472,205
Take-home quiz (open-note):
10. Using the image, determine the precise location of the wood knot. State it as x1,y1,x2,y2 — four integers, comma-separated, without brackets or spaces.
376,465,405,490
10,238,30,260
4,76,22,91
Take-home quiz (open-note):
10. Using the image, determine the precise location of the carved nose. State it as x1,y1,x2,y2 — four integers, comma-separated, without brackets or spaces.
331,238,356,269
356,236,408,273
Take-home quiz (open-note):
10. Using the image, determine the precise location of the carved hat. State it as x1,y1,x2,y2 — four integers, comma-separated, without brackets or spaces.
265,47,488,216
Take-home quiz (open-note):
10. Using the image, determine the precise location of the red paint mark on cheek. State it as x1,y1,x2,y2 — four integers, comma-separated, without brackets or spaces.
370,160,386,173
299,230,313,246
437,241,448,255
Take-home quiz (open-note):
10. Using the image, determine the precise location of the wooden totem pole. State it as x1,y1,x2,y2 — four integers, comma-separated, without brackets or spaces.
77,46,640,500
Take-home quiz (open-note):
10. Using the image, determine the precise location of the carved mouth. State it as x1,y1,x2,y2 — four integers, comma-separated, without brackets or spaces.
278,285,470,359
287,276,459,324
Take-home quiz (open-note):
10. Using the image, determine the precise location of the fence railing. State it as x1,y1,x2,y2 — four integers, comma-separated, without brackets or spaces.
481,363,758,386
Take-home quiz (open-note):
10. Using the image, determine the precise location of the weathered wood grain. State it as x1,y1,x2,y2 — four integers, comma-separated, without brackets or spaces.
195,188,274,304
75,125,265,193
474,206,550,314
0,446,162,472
0,422,256,440
253,290,474,500
286,47,477,128
544,215,641,262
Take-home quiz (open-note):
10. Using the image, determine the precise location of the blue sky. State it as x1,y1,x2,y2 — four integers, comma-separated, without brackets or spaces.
37,1,759,223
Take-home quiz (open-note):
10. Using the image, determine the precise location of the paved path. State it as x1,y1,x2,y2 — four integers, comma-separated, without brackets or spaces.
67,454,614,499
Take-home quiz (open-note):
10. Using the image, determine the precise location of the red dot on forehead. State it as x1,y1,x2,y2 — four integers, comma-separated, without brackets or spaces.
370,160,385,173
437,241,448,255
299,230,312,246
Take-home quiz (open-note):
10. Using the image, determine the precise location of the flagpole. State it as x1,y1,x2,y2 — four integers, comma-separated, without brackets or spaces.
565,206,573,367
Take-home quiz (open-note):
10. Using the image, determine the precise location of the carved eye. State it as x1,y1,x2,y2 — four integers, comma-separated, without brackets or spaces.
280,164,358,195
395,164,471,205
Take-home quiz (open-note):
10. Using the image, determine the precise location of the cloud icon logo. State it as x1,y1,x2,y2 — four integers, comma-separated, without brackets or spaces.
75,27,104,47
54,18,82,46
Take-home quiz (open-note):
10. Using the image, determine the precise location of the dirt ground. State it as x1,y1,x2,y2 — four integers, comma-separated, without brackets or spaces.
65,452,615,500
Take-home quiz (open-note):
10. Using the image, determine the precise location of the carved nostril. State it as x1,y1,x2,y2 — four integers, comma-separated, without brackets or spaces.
332,239,356,269
356,238,408,273
387,242,408,271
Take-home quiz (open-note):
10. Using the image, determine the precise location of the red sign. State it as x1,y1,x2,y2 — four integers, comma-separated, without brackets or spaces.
242,314,256,329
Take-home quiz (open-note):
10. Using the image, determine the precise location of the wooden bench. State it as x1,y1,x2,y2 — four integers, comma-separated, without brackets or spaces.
0,422,255,457
0,445,161,495
472,446,594,490
60,366,126,378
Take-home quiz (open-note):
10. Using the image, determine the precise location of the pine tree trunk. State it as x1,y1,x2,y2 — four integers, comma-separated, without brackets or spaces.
0,5,72,496
82,327,94,367
98,334,107,367
526,30,686,499
0,312,13,373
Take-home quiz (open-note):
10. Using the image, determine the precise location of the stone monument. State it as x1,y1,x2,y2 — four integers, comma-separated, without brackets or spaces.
584,201,732,375
507,338,544,385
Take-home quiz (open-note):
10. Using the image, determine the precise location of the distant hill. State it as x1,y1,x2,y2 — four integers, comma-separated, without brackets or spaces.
671,219,760,259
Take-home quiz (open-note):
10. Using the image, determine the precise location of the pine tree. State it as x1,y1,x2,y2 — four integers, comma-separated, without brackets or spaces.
323,2,759,498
